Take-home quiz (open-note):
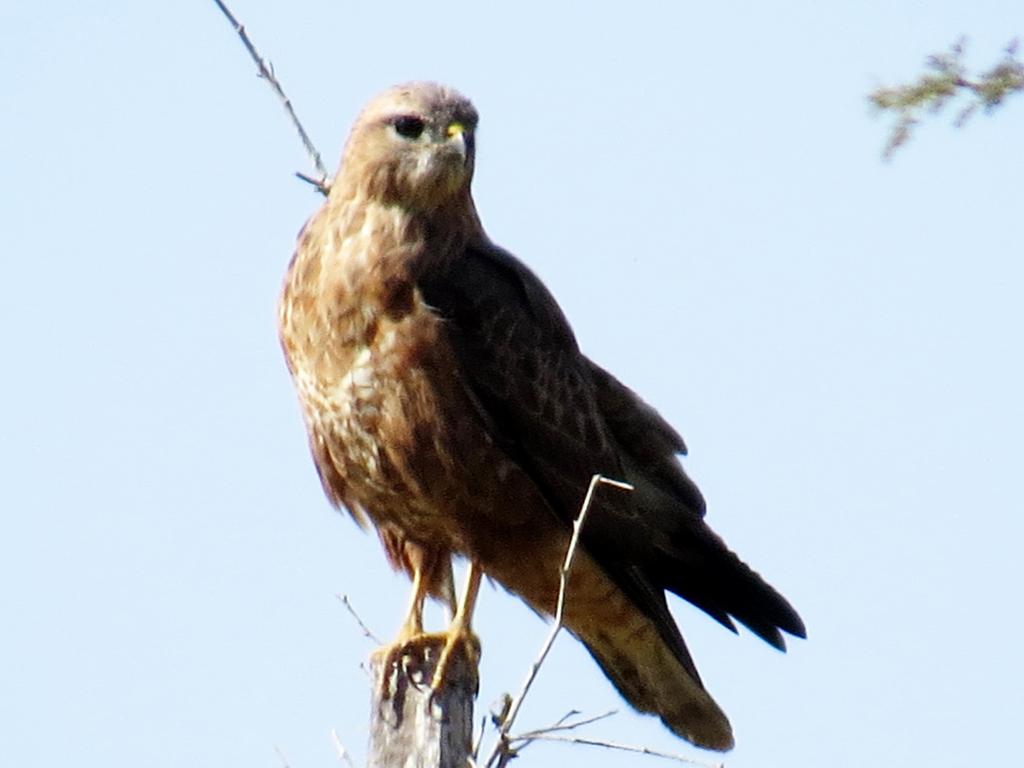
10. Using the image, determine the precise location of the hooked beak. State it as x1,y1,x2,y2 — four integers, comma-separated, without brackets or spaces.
447,122,474,165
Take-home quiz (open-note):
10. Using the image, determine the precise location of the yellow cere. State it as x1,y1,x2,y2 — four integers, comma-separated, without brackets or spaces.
446,122,465,137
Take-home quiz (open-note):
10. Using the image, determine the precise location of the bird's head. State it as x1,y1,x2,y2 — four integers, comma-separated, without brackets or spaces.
334,82,479,212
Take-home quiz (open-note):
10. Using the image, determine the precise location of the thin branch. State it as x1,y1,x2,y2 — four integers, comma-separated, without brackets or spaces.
472,714,489,762
550,709,582,727
335,593,382,645
515,709,618,740
273,746,292,768
295,171,330,192
482,474,634,768
499,709,620,765
211,0,331,193
514,734,724,768
330,728,356,768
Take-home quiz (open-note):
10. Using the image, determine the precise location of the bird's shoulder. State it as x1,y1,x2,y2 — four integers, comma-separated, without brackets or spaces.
418,239,578,351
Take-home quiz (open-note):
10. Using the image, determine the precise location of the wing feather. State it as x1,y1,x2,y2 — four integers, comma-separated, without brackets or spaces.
418,239,804,661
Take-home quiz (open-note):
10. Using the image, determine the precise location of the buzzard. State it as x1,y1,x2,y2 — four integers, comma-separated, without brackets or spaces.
278,82,804,751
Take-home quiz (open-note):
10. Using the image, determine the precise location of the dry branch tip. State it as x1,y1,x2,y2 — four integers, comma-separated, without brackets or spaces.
212,0,331,185
336,593,382,645
481,474,633,768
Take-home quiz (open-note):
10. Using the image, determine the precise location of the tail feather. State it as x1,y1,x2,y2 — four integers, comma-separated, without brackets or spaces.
558,555,735,752
572,622,734,751
485,527,742,751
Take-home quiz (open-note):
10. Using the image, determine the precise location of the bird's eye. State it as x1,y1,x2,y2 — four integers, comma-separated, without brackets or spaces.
393,116,426,139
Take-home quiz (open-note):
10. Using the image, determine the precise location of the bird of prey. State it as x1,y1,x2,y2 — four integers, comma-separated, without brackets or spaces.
278,81,804,751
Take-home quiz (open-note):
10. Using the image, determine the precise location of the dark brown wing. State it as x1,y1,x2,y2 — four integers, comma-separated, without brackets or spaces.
419,240,804,646
418,243,667,597
584,359,806,647
418,241,729,740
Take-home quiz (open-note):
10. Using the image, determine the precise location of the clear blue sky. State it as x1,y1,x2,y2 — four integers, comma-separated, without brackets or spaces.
2,2,1022,766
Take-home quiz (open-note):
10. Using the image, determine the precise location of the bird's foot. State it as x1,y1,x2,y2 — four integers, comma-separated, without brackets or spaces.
371,626,480,701
430,625,480,694
371,628,430,697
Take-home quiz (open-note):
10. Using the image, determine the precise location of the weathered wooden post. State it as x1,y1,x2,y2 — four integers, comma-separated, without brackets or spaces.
368,638,477,768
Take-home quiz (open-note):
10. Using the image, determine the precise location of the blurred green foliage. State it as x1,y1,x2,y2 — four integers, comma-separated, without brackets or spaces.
870,39,1023,158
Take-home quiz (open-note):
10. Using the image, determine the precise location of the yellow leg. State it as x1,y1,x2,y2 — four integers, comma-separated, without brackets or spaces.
371,548,435,694
396,558,428,641
430,559,482,691
441,560,457,622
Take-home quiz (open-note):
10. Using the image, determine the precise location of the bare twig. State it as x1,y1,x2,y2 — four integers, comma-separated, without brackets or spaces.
515,709,617,740
498,709,619,765
483,474,634,768
472,713,489,761
212,0,331,192
515,734,724,767
273,746,292,768
335,593,382,645
330,728,356,768
295,171,331,192
550,709,582,727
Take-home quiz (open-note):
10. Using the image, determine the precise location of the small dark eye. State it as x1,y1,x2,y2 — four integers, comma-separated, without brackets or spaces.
393,116,425,139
